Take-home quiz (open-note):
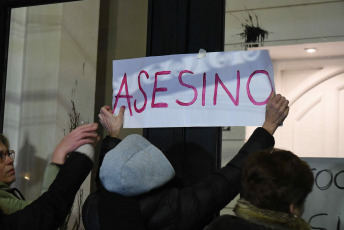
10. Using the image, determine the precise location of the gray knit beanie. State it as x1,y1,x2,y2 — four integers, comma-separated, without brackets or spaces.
100,134,175,196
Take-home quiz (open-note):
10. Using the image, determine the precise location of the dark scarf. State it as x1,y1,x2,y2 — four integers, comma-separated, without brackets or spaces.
234,199,311,230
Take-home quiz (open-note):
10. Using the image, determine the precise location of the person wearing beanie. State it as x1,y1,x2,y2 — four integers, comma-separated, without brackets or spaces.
82,92,289,230
100,133,176,197
0,123,99,230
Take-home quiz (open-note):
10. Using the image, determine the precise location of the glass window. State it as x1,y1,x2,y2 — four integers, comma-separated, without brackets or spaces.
222,0,344,226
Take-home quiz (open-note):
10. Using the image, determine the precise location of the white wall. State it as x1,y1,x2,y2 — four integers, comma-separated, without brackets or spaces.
225,0,344,50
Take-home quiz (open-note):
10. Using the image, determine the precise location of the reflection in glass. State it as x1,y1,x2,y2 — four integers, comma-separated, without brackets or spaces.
5,4,65,201
4,1,99,204
222,0,344,217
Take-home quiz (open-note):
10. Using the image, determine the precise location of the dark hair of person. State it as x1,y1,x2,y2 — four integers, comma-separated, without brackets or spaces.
0,134,10,149
241,148,314,213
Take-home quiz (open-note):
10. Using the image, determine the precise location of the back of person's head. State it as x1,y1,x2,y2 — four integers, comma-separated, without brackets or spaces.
0,134,10,149
100,134,175,196
241,148,314,214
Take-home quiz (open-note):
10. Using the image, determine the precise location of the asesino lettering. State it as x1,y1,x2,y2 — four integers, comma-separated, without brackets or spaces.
113,69,274,116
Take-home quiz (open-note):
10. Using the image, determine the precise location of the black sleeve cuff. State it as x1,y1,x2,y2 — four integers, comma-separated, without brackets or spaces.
50,163,62,168
225,127,275,169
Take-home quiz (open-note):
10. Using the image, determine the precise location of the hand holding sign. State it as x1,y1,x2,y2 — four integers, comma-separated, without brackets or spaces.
262,92,289,135
99,106,125,138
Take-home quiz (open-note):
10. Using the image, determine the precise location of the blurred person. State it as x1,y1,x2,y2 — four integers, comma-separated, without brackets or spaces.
0,123,99,229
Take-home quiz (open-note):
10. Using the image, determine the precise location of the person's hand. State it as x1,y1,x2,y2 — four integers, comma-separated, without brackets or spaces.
262,92,289,135
51,123,100,164
98,105,125,138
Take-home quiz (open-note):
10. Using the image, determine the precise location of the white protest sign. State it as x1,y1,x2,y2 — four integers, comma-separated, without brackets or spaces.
301,158,344,229
112,50,274,128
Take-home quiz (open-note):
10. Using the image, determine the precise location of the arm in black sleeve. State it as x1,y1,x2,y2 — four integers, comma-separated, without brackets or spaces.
179,127,274,230
140,128,274,230
82,136,123,230
0,152,93,230
95,136,122,190
225,127,274,169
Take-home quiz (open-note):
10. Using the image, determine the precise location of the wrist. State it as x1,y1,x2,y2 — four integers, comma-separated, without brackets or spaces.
109,130,120,138
262,122,277,135
75,143,95,162
51,151,66,164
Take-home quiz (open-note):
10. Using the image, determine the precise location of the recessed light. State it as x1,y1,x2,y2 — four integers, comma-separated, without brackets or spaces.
305,48,317,53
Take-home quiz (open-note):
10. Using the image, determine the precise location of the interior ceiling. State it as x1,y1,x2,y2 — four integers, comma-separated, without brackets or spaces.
250,41,344,60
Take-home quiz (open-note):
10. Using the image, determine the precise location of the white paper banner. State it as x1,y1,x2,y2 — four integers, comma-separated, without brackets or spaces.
112,50,274,128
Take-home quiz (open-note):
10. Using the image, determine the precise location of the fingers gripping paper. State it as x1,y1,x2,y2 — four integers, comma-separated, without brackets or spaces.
112,50,275,128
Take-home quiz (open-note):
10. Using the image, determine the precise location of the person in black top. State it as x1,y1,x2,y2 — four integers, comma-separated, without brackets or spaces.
0,123,99,230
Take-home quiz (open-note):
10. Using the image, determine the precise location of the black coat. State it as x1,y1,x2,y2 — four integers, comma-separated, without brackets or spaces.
83,128,274,230
0,152,93,230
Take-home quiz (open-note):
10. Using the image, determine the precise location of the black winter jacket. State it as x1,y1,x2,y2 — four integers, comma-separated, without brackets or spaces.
83,127,274,230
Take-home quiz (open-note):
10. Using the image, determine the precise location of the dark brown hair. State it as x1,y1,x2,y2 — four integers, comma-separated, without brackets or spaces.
241,148,314,213
0,134,10,149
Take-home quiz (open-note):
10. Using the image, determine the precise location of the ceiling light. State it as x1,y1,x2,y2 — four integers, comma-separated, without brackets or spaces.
305,48,317,53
